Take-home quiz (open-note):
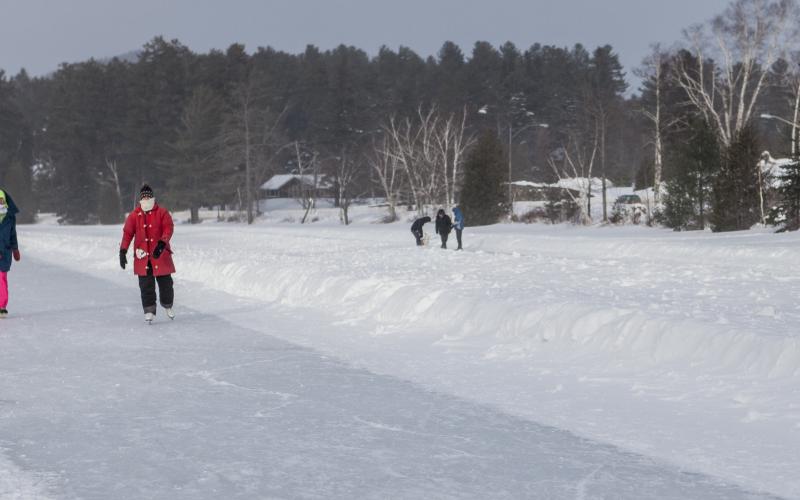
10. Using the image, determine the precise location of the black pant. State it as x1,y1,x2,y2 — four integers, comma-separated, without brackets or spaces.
138,263,174,314
412,229,424,246
455,229,463,249
439,232,449,249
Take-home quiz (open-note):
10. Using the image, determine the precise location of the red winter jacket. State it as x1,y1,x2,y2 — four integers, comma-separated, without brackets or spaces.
120,203,176,276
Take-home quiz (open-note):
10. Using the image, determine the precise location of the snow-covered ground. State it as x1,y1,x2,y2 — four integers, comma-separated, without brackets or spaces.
4,210,800,498
1,258,772,499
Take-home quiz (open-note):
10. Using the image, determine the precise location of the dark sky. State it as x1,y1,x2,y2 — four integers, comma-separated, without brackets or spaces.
0,0,731,92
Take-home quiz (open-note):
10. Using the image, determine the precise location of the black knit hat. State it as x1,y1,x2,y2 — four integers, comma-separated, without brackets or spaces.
139,184,154,199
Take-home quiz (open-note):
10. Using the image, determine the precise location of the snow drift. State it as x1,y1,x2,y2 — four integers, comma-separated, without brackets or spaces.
21,223,800,380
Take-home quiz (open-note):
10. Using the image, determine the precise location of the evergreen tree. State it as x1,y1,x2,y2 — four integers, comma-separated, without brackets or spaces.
662,118,719,230
585,45,628,220
426,41,467,113
40,61,115,223
1,160,35,223
167,86,224,223
126,37,193,196
460,130,506,225
464,41,503,109
769,155,800,231
711,125,762,232
0,71,36,222
374,46,425,117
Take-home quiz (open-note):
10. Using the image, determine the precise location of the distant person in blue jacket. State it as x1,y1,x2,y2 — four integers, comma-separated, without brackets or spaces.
452,205,464,250
0,189,21,318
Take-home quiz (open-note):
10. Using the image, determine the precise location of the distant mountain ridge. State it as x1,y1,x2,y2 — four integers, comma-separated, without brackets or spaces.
97,50,141,65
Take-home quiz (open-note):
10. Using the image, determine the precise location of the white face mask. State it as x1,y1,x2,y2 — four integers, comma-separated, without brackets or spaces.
140,198,155,212
0,205,7,215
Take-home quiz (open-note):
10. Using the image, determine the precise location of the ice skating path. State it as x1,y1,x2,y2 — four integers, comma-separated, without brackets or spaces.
0,260,780,500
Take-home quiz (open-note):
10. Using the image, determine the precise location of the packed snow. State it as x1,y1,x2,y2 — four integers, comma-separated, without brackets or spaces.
2,206,800,498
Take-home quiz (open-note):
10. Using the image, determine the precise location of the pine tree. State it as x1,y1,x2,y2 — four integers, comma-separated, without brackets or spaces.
167,86,224,223
662,118,719,230
711,124,762,232
464,42,503,109
127,37,193,195
427,41,467,114
770,157,800,231
460,130,506,225
41,61,107,223
2,159,35,223
585,45,628,221
0,72,36,222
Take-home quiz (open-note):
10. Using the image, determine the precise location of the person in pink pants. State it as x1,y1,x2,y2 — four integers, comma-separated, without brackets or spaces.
0,189,21,318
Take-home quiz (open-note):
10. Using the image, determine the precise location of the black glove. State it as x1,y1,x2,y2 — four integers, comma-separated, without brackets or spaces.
152,240,166,259
119,249,127,269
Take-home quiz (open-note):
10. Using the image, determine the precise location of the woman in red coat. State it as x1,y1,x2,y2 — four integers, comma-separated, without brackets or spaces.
120,184,176,323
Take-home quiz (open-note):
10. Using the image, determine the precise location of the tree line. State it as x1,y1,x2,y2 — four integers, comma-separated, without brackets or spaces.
1,0,800,231
0,35,631,225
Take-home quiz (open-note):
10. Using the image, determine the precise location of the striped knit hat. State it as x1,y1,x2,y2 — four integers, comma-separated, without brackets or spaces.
139,184,154,200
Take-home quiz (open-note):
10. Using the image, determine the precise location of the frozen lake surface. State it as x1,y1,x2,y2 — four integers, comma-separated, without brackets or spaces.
0,259,778,499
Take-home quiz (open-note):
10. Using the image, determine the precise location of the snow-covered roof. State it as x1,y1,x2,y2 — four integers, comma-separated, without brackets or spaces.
260,174,328,191
508,178,614,193
554,177,613,192
509,181,548,188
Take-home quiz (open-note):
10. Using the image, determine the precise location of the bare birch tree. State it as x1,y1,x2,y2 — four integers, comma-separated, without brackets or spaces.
292,141,321,224
776,53,800,156
384,114,423,212
637,44,685,207
333,145,367,225
371,135,404,221
104,159,125,217
638,46,667,206
676,0,799,148
382,105,473,214
435,106,474,208
221,76,288,224
548,127,599,225
416,106,441,208
790,65,800,156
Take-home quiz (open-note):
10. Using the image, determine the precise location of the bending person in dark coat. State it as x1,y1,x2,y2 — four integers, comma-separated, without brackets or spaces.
410,216,431,246
435,208,452,249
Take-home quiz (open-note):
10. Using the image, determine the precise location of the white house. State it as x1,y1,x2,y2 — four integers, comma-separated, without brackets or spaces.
259,174,333,199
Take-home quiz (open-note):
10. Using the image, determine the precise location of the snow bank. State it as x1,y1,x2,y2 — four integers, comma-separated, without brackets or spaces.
180,261,797,378
20,224,800,380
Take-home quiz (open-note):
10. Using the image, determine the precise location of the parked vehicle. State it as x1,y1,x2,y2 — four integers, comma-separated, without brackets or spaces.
611,194,648,224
